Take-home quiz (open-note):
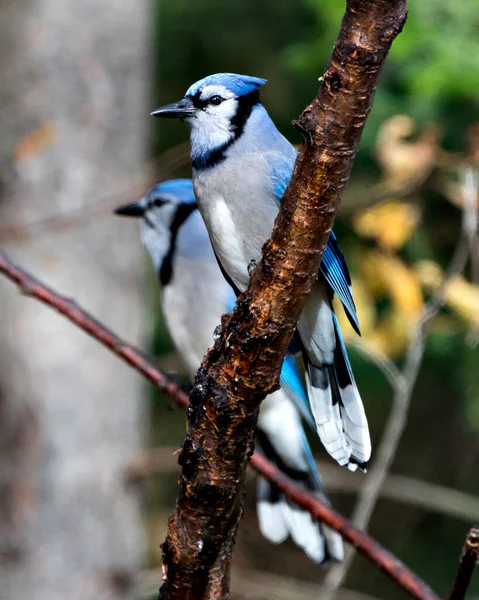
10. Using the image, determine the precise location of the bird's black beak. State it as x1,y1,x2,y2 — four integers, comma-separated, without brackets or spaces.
114,201,144,217
151,97,195,119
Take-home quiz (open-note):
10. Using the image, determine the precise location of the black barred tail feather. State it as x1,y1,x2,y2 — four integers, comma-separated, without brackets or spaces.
257,477,289,545
303,319,371,471
257,477,336,563
255,425,343,564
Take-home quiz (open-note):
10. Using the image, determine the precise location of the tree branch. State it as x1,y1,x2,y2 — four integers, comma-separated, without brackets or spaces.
448,527,479,600
0,251,190,410
137,567,416,600
125,448,479,524
249,454,439,600
159,1,407,597
0,251,439,600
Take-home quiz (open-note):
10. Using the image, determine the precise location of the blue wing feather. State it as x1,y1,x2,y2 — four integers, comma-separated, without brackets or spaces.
299,427,328,493
266,153,360,335
225,288,238,313
320,232,360,335
280,354,316,431
266,152,295,201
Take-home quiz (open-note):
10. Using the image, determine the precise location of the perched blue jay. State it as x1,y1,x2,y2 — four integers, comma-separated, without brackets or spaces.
115,179,343,564
152,74,371,471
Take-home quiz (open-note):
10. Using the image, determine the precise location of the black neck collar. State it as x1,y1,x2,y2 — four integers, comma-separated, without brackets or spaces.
160,204,198,286
191,91,260,172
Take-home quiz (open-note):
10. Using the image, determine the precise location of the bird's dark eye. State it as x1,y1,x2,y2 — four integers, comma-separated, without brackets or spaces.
209,95,223,106
153,198,166,207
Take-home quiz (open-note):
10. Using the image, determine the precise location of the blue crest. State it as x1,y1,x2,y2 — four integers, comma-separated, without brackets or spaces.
186,73,267,98
148,179,196,205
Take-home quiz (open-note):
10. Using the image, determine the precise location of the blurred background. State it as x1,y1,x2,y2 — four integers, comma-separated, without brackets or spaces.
1,0,478,599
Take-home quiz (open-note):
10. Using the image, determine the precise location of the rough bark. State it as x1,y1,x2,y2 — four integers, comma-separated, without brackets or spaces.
160,1,408,599
0,1,148,598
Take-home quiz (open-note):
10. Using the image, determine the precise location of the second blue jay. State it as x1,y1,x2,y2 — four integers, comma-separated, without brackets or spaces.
115,179,343,564
152,73,371,471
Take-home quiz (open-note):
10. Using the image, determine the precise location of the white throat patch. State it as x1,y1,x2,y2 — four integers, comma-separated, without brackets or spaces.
189,92,239,158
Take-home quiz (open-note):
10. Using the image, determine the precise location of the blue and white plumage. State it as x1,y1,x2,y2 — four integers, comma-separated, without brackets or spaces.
115,179,343,564
152,74,371,471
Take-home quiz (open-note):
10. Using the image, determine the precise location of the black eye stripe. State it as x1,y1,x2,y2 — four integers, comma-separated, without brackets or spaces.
147,197,167,209
160,203,198,286
187,91,206,109
188,91,226,109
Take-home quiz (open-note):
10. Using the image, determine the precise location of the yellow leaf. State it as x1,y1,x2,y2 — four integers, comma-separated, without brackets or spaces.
368,310,413,358
357,250,389,297
416,260,479,326
353,200,420,251
360,250,424,316
375,114,439,182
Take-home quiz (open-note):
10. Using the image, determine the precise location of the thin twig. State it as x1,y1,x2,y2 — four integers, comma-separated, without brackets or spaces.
0,250,189,410
322,172,478,599
0,251,440,600
448,527,479,600
252,453,439,600
125,447,479,524
324,470,479,525
349,341,406,391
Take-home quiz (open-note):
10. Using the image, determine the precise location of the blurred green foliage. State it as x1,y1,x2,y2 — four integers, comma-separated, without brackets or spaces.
285,0,479,150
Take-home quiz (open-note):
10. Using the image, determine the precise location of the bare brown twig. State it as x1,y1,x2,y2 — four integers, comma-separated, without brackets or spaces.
125,447,479,524
251,454,439,600
0,251,190,409
448,527,479,600
0,251,439,600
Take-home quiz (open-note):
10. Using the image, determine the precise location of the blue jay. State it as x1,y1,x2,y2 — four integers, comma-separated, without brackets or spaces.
115,179,343,564
152,74,371,472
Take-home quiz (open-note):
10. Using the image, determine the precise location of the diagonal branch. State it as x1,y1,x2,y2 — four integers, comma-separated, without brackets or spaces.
0,251,190,409
0,252,439,600
251,453,439,600
124,448,479,524
159,1,408,598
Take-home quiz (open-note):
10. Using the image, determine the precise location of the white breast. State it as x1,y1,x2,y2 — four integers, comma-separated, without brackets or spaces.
193,153,279,291
206,193,249,289
162,255,229,378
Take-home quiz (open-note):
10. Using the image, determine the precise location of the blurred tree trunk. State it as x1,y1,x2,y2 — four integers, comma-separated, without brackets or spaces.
0,1,148,598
